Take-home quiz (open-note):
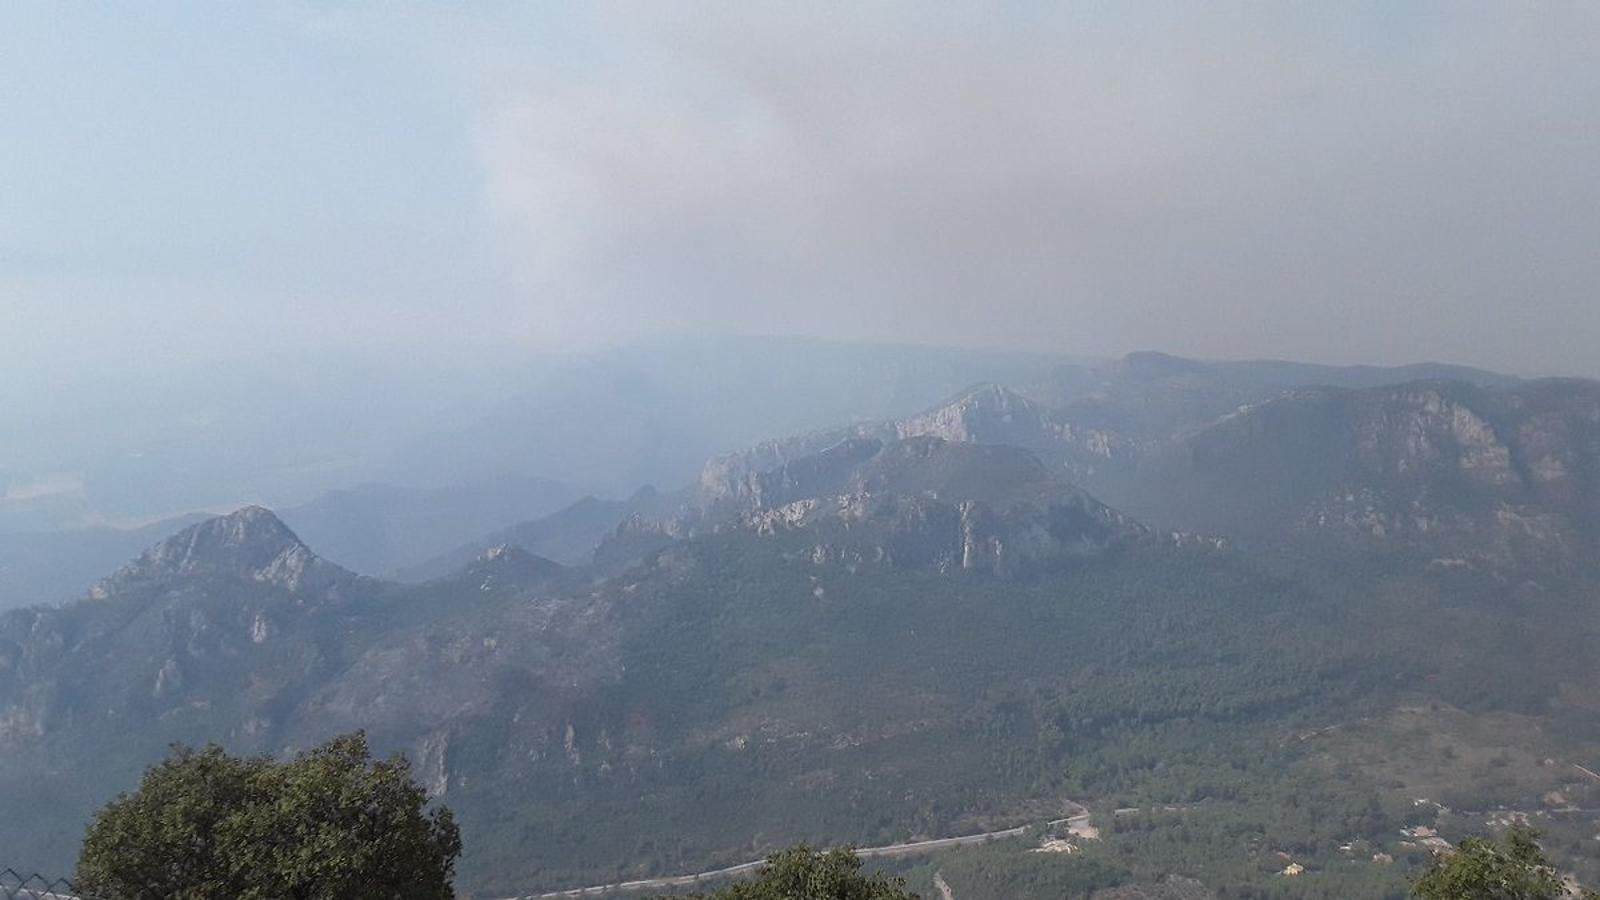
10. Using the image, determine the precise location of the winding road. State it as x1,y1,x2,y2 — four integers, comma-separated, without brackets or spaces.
511,805,1090,899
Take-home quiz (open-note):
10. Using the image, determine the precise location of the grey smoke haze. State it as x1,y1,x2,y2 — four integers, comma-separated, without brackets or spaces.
4,2,1599,376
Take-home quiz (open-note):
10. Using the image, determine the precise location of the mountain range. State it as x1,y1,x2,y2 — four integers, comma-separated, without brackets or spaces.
699,359,1593,569
4,349,1600,897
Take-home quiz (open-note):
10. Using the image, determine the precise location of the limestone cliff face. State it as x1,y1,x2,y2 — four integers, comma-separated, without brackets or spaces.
1506,379,1600,513
1141,378,1600,562
637,433,1146,577
893,383,1043,444
699,384,1141,508
1344,385,1514,485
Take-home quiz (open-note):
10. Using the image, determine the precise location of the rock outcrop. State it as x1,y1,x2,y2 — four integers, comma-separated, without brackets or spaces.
88,506,356,598
623,434,1146,576
1131,378,1600,563
701,383,1141,506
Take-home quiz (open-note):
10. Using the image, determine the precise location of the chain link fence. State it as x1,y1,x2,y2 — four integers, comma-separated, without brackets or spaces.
0,870,89,900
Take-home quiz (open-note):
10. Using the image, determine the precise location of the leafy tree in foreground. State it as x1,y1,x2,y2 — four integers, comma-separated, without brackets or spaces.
1411,824,1594,900
684,846,918,900
76,732,460,900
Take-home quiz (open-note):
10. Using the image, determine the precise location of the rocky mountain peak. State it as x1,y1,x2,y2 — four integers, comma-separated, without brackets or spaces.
472,543,560,574
90,506,351,597
894,383,1038,443
213,504,300,544
456,543,566,591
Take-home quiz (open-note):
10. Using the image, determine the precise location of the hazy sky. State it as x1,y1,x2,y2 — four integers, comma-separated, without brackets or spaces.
4,2,1599,376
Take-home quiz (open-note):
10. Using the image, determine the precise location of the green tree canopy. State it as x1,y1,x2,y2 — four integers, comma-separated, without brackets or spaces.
1411,825,1593,900
685,846,918,900
76,732,460,900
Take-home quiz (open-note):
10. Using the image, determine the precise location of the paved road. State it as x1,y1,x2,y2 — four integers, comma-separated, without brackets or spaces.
524,860,770,899
513,805,1089,899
